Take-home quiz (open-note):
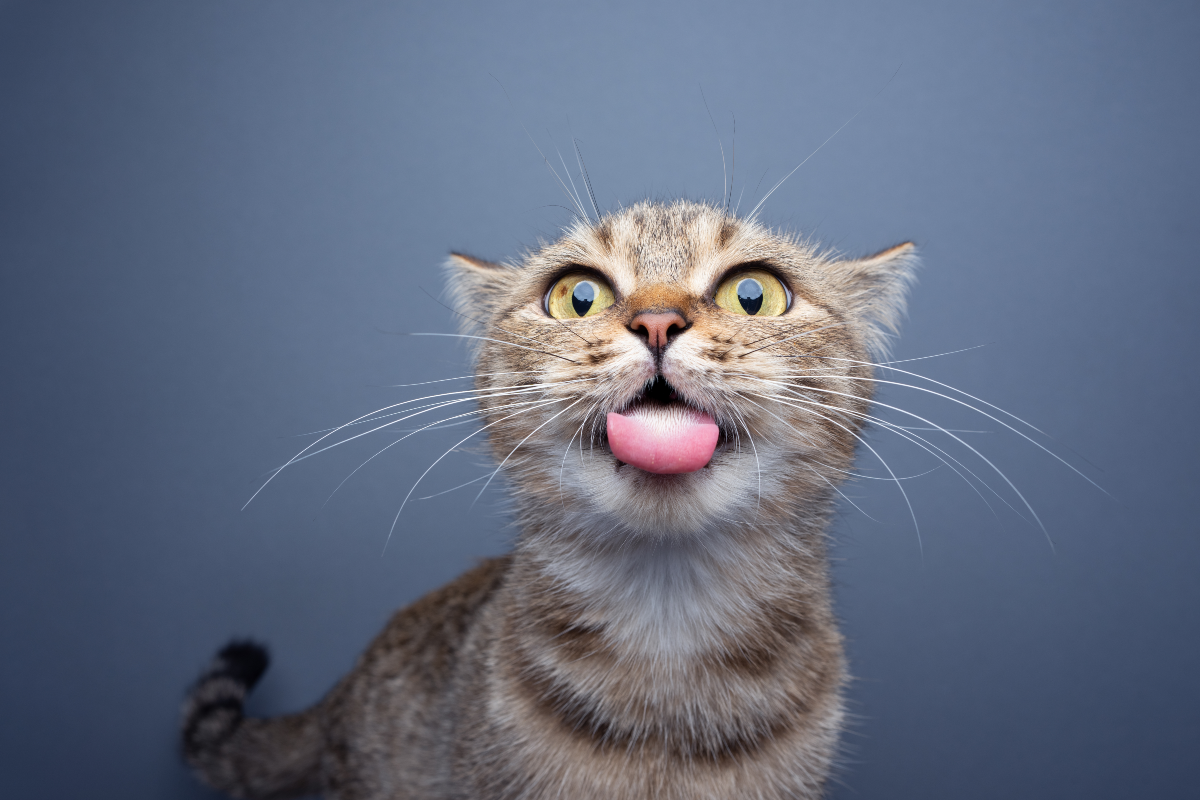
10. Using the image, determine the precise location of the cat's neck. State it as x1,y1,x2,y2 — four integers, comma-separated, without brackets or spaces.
508,508,836,662
483,508,844,763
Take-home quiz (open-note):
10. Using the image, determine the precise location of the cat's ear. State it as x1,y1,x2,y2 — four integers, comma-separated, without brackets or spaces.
443,253,520,336
826,242,919,358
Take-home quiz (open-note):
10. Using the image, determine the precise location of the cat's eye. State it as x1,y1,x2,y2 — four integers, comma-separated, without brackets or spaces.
714,269,789,316
546,273,616,319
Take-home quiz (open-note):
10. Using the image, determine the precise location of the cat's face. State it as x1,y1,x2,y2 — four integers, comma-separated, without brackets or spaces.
448,201,915,539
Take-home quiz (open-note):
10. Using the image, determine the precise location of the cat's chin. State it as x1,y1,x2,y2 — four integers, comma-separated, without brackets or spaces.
567,444,752,538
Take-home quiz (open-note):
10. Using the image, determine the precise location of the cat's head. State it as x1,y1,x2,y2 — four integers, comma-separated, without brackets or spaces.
446,200,915,539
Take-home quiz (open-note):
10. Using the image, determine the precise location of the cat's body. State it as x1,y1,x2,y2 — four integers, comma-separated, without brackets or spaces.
184,200,916,799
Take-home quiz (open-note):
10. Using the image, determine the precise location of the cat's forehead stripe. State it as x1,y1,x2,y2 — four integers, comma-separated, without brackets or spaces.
573,201,745,291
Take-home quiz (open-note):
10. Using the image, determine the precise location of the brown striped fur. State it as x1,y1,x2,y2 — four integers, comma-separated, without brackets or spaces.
183,200,917,798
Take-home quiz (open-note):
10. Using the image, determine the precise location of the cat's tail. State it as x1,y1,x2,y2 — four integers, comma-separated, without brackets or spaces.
182,641,323,799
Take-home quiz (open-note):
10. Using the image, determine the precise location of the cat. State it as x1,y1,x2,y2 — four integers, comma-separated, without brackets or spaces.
182,199,917,799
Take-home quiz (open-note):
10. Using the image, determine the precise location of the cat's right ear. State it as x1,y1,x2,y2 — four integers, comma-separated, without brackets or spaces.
443,253,520,336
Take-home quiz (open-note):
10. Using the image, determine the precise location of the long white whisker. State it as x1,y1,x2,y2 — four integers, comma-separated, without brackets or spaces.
762,367,1104,494
490,74,591,223
876,344,991,365
416,474,490,501
385,396,574,551
762,382,1054,548
560,404,598,506
244,395,464,509
744,377,1010,521
418,286,564,349
321,396,561,508
296,377,599,436
786,355,1058,440
572,136,602,222
738,392,924,553
699,84,727,213
737,322,850,358
891,426,991,433
403,332,580,363
806,464,882,523
747,65,901,220
738,374,999,486
813,460,941,482
284,381,598,468
729,407,762,519
551,136,590,223
473,397,587,506
384,369,544,389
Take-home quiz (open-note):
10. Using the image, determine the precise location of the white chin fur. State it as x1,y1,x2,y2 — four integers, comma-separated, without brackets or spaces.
559,444,775,538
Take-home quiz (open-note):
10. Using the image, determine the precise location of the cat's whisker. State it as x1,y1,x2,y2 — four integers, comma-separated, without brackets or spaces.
418,286,564,348
728,407,762,520
782,354,1052,438
286,382,598,469
736,322,851,358
385,395,577,551
746,380,1010,521
761,367,1103,494
472,396,587,507
550,134,591,224
728,114,736,213
386,419,479,434
719,318,807,358
311,376,603,437
737,392,924,552
415,474,490,502
546,312,597,346
293,377,594,437
889,426,991,434
875,344,991,365
384,369,545,390
806,465,883,524
699,85,728,214
322,397,566,508
244,394,470,509
571,136,603,222
734,371,1016,516
744,65,897,219
560,404,599,506
735,319,821,351
829,400,1025,524
812,460,941,482
402,332,581,364
755,383,1052,547
490,74,592,224
745,64,897,221
296,397,501,438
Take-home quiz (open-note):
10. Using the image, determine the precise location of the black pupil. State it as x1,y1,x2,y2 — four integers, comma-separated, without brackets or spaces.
571,281,596,316
737,278,764,315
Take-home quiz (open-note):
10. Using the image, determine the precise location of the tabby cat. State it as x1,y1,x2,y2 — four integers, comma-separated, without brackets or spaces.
183,199,917,798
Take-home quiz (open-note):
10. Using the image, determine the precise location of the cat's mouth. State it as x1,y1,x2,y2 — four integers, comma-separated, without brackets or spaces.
606,377,720,475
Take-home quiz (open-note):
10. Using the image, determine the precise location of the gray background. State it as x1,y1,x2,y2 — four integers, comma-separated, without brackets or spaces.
2,1,1197,797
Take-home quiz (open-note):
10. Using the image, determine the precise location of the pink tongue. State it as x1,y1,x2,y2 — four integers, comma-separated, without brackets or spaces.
606,407,720,474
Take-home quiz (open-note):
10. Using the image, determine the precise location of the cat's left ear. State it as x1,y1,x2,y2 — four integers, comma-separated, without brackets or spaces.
826,242,919,357
443,253,520,336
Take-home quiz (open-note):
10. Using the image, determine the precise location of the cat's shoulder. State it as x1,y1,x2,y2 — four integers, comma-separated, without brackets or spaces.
347,556,512,686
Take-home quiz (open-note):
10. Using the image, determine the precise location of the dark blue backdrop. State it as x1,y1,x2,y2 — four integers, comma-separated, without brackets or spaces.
2,1,1197,797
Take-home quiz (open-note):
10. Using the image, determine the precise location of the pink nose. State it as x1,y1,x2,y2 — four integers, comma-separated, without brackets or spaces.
630,311,687,351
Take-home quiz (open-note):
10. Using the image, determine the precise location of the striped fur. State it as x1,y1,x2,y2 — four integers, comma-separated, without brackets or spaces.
183,200,916,798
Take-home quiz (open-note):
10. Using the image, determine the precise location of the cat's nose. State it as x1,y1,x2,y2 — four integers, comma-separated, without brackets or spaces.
630,311,687,353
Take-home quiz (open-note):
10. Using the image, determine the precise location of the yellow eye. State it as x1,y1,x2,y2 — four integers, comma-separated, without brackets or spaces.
714,269,788,316
547,273,616,319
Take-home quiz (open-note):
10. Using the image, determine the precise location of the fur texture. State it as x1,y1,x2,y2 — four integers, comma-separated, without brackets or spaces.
183,200,916,799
